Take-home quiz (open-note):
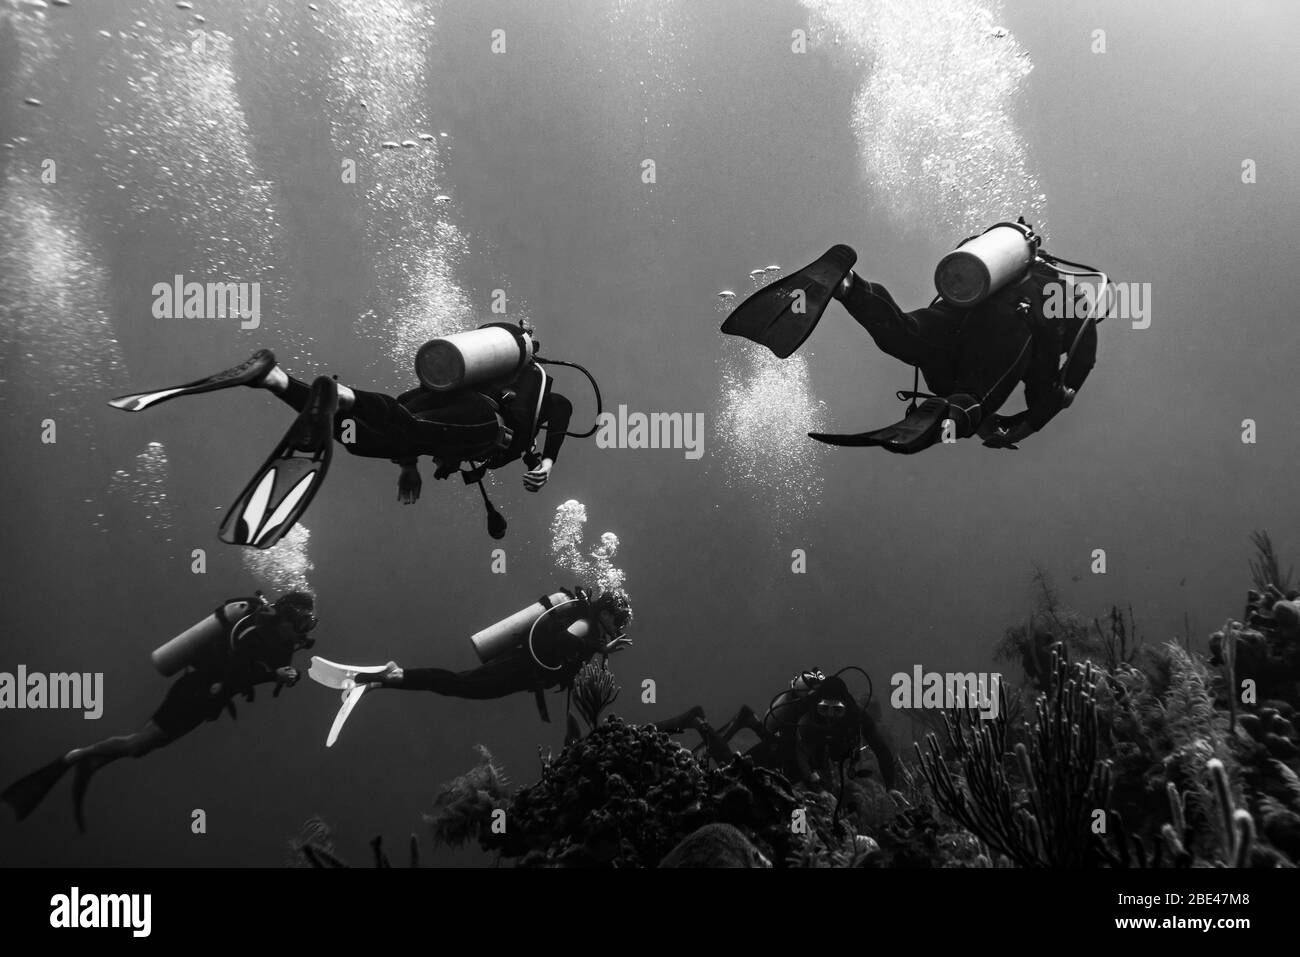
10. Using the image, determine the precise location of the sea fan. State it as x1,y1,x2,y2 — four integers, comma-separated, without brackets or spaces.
423,745,511,849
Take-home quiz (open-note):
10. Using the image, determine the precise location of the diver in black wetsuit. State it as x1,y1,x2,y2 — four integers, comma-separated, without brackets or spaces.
263,360,573,498
720,222,1105,455
830,258,1097,452
655,668,898,792
0,592,318,832
111,344,573,495
108,321,586,544
355,590,632,724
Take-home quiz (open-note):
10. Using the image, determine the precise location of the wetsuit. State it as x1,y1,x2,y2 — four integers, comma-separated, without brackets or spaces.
840,259,1097,443
381,596,603,721
151,606,299,739
274,366,573,469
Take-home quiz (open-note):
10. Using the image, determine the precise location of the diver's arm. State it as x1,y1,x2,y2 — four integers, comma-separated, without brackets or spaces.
1022,316,1097,433
524,393,573,491
1060,317,1098,394
984,341,1067,447
539,393,573,463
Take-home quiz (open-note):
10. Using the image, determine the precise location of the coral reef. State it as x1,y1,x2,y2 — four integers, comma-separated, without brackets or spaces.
482,717,809,867
286,531,1300,868
659,823,771,868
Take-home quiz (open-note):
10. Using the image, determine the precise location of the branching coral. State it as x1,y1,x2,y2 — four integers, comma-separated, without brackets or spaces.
917,657,1113,867
572,660,620,733
1249,530,1294,595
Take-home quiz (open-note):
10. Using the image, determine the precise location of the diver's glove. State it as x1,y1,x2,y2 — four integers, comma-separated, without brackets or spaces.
397,464,422,504
979,414,1030,450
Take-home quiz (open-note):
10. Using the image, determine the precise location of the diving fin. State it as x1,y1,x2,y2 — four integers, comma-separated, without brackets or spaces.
108,349,277,412
308,656,388,690
721,245,857,358
71,755,107,834
1,757,71,822
809,398,950,454
474,479,508,540
219,376,336,549
325,684,372,748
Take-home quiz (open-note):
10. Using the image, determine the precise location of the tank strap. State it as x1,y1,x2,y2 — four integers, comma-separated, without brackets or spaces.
534,687,551,723
229,615,259,648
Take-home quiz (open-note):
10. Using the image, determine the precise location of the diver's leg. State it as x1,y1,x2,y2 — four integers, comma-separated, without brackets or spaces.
66,722,172,833
264,377,429,462
655,707,734,764
653,706,706,734
260,370,357,413
65,722,171,765
381,661,529,700
835,274,961,369
717,705,772,751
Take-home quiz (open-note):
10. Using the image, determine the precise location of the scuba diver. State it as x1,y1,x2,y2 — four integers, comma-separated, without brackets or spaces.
107,320,602,544
721,219,1109,454
307,588,633,747
1,591,318,832
655,667,897,802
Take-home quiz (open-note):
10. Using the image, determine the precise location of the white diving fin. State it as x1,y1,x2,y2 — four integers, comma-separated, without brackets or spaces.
309,656,387,689
309,657,389,748
326,684,370,748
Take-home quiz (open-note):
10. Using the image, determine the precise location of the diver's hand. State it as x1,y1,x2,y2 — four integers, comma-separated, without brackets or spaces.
982,417,1031,450
397,465,422,504
275,666,300,686
981,425,1020,450
523,457,553,492
603,636,633,655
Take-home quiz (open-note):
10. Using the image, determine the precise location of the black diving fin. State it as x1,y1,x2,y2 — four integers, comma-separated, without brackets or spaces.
721,245,857,358
108,349,277,412
219,376,337,549
809,398,950,454
1,756,71,822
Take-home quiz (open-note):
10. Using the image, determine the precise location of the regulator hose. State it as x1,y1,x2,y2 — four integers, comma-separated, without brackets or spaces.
536,357,604,438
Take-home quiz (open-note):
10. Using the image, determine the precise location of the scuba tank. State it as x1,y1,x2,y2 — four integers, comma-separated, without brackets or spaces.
414,323,536,393
934,220,1040,308
417,319,606,541
151,596,264,677
469,590,588,665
